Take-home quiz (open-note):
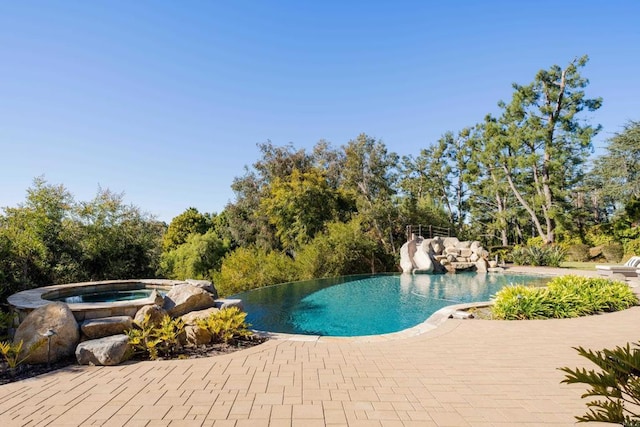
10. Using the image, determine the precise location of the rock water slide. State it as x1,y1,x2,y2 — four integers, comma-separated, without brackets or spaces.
400,236,490,274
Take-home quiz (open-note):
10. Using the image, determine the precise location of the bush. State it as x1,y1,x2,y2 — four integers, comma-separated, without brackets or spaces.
491,275,638,320
566,244,591,262
560,342,640,425
510,245,566,267
624,238,640,258
195,307,253,344
601,242,624,263
213,247,299,297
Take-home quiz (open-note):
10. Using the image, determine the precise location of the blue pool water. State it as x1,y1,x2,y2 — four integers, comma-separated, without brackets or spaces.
233,273,549,336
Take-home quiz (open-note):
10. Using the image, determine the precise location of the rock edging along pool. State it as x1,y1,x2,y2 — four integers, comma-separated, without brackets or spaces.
232,272,550,337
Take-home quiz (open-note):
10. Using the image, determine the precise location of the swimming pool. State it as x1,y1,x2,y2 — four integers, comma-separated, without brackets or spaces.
233,272,549,336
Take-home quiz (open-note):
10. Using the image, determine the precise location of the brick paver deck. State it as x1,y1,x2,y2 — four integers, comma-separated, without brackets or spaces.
1,267,638,426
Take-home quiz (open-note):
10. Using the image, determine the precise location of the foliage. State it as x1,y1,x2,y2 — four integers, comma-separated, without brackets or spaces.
162,207,211,251
511,245,566,267
624,238,640,257
0,180,163,302
195,307,252,344
601,243,624,263
489,56,602,243
160,230,230,281
259,168,347,250
560,342,640,425
0,339,44,370
295,218,390,279
0,310,15,341
126,314,184,360
491,275,638,320
566,244,591,262
214,247,299,297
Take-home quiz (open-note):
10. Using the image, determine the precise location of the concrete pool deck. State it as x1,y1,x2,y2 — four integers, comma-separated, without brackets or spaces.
2,266,639,426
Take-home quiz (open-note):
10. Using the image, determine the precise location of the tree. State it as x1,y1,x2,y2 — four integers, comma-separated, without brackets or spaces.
341,134,400,253
162,207,211,251
495,55,602,243
295,218,389,278
213,247,299,297
160,230,229,281
0,178,74,295
259,168,345,250
73,188,163,281
590,120,640,217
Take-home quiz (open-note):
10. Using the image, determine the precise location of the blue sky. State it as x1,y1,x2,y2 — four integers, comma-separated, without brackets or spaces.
1,1,638,222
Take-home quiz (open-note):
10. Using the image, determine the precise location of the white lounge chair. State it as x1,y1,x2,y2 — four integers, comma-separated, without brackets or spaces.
596,256,640,278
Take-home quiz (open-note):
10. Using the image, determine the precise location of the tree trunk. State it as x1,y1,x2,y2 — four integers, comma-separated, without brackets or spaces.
503,164,548,242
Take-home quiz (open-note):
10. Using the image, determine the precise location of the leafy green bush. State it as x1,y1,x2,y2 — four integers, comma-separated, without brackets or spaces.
624,238,640,258
560,342,640,425
159,230,230,281
126,314,184,360
601,242,624,263
566,244,591,262
510,245,566,267
213,247,299,297
195,307,253,344
294,219,385,279
491,275,638,320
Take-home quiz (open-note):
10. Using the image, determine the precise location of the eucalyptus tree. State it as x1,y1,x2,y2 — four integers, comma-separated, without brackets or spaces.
493,55,601,243
340,133,400,253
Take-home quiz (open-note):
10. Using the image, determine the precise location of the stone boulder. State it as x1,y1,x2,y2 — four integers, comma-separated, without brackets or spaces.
476,258,489,272
76,334,130,366
134,304,168,327
185,279,218,299
150,289,165,306
442,237,460,248
81,316,133,339
13,302,79,364
184,325,212,346
163,284,216,318
181,307,220,325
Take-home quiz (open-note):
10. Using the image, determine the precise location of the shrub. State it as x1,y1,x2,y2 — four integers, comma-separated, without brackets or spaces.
624,238,640,258
491,275,638,320
491,284,551,320
510,245,566,267
601,243,624,263
560,342,640,425
126,314,184,360
213,247,299,297
566,244,591,262
195,307,253,344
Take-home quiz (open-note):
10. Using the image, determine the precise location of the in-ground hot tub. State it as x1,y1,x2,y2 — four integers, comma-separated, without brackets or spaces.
8,279,190,322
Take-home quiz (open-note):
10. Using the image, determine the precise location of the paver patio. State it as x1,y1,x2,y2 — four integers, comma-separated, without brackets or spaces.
1,267,638,426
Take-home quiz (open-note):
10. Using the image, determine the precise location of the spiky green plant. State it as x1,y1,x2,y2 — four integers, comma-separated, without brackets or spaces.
0,339,44,371
196,307,253,344
126,314,184,360
560,342,640,425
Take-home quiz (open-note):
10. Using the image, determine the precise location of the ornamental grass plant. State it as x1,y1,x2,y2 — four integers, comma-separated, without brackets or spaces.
492,275,638,320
